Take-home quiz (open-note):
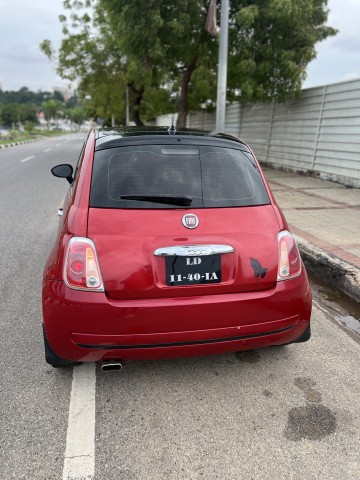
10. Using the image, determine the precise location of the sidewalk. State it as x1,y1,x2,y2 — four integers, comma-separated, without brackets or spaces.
262,166,360,303
0,138,39,149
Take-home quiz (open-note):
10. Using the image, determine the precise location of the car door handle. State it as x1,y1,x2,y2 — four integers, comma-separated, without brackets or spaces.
57,208,63,217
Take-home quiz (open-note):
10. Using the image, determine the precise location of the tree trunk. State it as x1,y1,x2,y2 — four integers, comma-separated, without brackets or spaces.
128,82,145,126
176,57,197,129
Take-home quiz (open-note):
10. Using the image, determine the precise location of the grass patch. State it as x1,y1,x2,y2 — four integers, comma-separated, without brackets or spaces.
0,130,74,146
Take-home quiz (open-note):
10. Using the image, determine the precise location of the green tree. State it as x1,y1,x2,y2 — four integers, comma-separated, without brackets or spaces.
24,121,36,134
67,106,86,129
227,0,337,103
53,90,65,102
66,92,80,108
0,87,63,107
41,1,174,126
1,103,37,126
41,0,336,129
41,3,129,125
41,99,63,130
100,0,218,128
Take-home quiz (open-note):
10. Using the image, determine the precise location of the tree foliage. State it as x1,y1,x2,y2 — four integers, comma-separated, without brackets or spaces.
42,99,63,129
100,0,218,127
67,106,86,128
41,1,129,126
0,86,85,128
0,102,37,125
41,0,336,128
227,0,337,102
0,87,53,107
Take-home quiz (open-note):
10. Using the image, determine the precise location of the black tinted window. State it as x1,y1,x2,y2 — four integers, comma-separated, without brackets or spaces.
90,144,270,208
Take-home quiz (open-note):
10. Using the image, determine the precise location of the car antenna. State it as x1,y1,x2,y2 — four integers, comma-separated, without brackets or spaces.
168,118,176,135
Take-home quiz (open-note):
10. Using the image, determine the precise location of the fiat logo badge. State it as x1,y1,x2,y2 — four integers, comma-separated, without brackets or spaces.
182,214,199,229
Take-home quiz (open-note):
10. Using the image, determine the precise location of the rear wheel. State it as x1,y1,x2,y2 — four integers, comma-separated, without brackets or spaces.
292,323,311,343
275,323,311,347
43,325,82,368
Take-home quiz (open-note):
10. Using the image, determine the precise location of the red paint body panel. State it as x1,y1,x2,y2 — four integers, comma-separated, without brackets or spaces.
43,267,311,362
42,129,312,365
88,205,279,300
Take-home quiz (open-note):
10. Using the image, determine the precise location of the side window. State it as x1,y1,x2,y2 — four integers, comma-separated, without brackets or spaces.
70,143,86,197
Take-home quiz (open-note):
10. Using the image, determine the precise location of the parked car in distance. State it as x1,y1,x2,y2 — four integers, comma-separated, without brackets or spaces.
43,127,312,369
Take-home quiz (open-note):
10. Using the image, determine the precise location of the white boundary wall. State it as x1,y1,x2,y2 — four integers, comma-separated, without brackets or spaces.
156,78,360,187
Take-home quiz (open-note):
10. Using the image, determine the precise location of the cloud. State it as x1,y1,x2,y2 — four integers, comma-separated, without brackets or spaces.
303,0,360,87
340,73,360,82
0,44,50,64
331,36,360,53
0,0,65,90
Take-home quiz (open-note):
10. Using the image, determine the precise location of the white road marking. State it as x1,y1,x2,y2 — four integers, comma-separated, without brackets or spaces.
44,148,51,152
20,155,34,163
62,363,96,480
56,143,61,147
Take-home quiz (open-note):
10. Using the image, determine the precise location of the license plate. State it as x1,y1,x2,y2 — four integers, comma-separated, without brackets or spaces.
165,255,221,286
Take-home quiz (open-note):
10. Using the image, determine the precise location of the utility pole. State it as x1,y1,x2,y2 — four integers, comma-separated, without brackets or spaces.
215,0,229,133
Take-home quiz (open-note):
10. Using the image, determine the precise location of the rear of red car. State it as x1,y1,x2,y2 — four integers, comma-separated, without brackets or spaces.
43,128,311,367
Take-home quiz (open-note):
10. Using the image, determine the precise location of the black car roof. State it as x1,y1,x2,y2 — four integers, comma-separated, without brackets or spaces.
94,126,251,153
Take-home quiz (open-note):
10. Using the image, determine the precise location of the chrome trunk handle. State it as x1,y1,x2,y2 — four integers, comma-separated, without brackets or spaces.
154,245,234,256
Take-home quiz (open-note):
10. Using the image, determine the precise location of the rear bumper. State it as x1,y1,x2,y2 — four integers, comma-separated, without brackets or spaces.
43,269,312,362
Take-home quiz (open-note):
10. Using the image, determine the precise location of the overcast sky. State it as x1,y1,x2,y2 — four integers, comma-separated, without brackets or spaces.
0,0,360,92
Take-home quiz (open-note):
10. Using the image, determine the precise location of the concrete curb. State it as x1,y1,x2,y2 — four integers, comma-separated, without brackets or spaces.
295,234,360,304
0,138,39,149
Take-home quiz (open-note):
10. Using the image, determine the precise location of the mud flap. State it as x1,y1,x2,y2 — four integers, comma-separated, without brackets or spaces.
42,324,82,368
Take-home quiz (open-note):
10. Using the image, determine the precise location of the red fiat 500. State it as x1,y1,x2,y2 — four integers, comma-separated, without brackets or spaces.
42,128,312,368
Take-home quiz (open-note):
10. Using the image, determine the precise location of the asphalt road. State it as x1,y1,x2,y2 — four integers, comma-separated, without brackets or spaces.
0,135,359,480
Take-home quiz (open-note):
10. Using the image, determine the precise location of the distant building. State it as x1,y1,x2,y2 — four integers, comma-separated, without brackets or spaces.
36,111,47,128
53,86,73,102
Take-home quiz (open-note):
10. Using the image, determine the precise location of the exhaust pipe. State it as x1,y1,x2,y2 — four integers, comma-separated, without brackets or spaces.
101,361,123,372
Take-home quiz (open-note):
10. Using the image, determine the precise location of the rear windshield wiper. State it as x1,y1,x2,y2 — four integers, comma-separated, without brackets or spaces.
120,195,192,206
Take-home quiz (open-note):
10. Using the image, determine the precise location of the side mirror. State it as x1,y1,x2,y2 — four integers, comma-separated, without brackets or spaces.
51,164,74,184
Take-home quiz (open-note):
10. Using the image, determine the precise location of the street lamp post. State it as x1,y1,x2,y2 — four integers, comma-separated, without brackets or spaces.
215,0,229,133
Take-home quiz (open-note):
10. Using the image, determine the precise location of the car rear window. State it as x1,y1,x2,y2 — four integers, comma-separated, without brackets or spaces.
90,144,270,208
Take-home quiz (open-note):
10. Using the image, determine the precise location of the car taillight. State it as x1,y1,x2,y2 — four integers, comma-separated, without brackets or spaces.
277,231,302,281
64,237,104,291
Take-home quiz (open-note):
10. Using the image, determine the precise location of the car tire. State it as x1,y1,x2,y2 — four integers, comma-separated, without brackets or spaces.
292,323,311,343
276,323,311,347
43,325,82,368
